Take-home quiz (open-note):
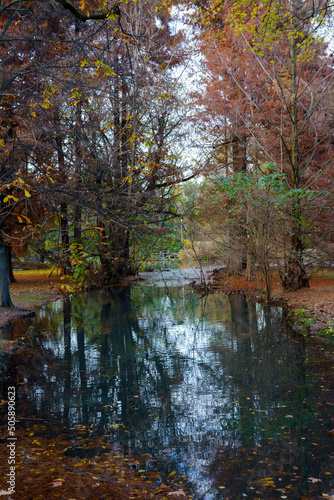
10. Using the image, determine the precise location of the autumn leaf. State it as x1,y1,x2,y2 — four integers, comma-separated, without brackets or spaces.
167,491,186,497
259,477,275,487
51,479,64,487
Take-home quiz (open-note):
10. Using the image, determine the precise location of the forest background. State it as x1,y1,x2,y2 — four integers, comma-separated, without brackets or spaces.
1,0,334,306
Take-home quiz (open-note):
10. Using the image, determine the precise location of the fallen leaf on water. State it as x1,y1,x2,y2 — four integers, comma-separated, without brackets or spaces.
51,481,63,488
308,477,321,483
167,491,186,497
259,477,275,487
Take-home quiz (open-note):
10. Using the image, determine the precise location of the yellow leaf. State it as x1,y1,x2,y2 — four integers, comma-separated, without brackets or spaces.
24,189,31,198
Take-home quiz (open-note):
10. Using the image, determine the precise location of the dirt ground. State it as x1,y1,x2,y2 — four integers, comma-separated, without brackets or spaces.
0,270,66,328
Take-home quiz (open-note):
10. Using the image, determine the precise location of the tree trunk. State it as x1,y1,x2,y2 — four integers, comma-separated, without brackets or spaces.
56,131,70,275
114,229,133,277
97,219,114,284
245,251,256,281
6,242,17,283
227,135,247,276
282,25,309,291
60,203,70,275
0,230,14,307
73,99,82,247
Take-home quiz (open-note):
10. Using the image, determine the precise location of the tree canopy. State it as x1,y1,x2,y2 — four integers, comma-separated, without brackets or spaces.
1,0,334,305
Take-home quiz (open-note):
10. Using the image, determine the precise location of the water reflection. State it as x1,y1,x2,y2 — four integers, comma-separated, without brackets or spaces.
1,287,333,499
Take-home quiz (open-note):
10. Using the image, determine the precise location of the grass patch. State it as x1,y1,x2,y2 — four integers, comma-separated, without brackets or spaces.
14,269,57,275
287,308,317,329
318,325,334,338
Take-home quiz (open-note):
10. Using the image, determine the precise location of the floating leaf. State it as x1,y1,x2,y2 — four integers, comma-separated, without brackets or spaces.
51,479,64,488
167,491,186,497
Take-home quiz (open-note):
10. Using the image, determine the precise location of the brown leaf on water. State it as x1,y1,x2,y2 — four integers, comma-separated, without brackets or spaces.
51,480,64,487
167,491,187,497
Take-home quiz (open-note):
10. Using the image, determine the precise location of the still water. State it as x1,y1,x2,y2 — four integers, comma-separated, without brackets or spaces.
1,285,334,499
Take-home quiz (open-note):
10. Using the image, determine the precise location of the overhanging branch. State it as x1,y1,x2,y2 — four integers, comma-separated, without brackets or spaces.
54,0,120,22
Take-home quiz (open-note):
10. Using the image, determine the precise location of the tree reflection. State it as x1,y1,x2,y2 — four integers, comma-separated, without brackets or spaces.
0,286,332,499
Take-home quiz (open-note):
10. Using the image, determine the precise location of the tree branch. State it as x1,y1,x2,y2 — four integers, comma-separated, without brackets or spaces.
54,0,120,22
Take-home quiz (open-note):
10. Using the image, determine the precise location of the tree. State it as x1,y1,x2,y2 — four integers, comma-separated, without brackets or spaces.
0,0,119,305
1,0,191,303
192,0,334,290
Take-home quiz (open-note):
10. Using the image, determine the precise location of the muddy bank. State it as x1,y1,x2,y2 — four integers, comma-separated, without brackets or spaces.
0,270,65,329
207,266,334,330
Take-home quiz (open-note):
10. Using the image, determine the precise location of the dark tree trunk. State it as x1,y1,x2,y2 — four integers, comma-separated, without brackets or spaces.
280,195,309,291
0,230,14,307
279,256,310,291
6,242,17,283
114,229,133,277
60,202,70,275
74,98,82,247
56,132,70,275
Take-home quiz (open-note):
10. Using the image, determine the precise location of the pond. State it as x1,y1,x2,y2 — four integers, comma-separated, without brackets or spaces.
1,283,333,499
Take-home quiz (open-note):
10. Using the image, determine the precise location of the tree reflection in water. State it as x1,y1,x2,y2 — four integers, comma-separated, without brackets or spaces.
0,287,333,499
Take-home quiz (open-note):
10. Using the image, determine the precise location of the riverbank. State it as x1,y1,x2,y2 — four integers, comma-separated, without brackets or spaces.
206,266,334,333
1,265,334,333
0,270,65,329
